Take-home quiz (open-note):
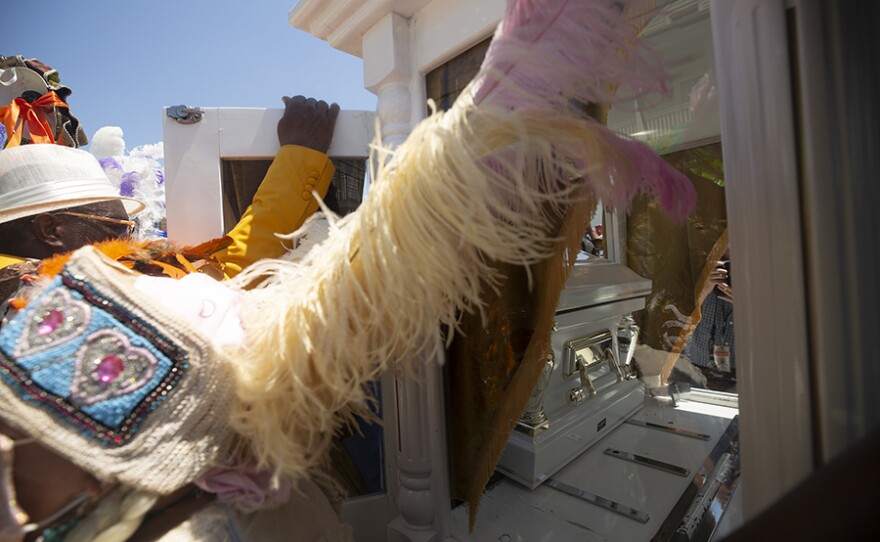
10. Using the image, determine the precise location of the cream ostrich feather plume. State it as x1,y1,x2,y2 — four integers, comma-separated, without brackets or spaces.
229,0,695,480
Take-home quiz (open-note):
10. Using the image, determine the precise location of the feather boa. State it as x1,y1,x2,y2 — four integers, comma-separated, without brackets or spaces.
228,0,695,482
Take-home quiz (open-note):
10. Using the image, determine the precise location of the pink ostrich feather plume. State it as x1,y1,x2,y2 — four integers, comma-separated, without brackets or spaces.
472,0,695,220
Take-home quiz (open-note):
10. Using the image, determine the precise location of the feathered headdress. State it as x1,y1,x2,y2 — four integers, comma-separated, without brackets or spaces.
228,0,694,515
91,126,167,240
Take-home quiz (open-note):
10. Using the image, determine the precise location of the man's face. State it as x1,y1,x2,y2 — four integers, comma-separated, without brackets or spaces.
52,200,132,251
0,200,133,262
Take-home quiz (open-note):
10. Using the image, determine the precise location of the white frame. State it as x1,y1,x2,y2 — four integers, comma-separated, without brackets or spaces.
710,0,814,519
788,0,880,462
163,107,374,245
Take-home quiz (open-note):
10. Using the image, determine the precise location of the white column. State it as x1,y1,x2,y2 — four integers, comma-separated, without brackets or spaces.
711,0,813,518
364,13,451,542
364,13,414,148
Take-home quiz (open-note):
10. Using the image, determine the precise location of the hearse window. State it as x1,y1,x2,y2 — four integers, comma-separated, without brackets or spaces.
607,0,734,396
220,157,368,234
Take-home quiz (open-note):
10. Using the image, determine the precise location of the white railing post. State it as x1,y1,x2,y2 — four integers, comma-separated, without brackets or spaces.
364,13,451,542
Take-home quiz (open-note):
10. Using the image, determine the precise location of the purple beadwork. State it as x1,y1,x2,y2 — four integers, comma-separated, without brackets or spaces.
15,289,91,359
68,329,158,406
37,309,64,335
94,355,125,383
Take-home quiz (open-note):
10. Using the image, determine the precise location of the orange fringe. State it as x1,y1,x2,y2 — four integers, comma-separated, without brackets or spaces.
12,236,233,308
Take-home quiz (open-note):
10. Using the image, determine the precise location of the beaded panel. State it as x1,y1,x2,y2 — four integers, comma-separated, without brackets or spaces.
0,272,188,446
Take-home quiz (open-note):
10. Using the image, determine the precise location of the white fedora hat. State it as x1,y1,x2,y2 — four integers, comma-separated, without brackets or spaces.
0,144,145,225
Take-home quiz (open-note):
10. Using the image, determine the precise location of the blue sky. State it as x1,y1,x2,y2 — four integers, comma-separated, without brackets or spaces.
5,0,377,150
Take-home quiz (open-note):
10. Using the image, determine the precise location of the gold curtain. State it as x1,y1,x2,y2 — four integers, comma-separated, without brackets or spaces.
428,37,600,528
626,143,727,352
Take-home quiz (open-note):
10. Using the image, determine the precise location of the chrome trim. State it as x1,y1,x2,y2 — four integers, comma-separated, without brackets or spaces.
519,351,555,432
607,347,625,381
567,387,587,406
562,330,614,378
675,452,738,540
603,447,690,477
651,416,740,542
516,351,556,437
617,314,640,367
545,478,650,524
624,418,712,441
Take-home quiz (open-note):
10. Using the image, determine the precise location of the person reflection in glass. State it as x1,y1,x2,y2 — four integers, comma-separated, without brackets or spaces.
680,251,735,391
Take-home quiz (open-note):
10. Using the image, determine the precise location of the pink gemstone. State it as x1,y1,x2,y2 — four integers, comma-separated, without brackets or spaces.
94,355,125,383
38,309,64,335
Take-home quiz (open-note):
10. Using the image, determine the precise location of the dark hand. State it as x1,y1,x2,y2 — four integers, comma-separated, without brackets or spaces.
698,259,733,304
709,260,733,303
277,95,340,153
715,282,733,303
707,261,727,286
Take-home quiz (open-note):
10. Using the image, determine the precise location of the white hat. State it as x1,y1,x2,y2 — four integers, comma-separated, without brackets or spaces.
0,144,145,225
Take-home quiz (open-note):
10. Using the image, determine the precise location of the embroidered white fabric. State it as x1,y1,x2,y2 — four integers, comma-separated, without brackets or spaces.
133,273,245,349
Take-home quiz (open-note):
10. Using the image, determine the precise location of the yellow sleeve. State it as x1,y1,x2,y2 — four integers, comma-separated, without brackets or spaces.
217,145,335,278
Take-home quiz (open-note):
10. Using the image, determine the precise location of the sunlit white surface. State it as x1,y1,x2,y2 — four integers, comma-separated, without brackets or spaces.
673,398,738,419
450,397,739,541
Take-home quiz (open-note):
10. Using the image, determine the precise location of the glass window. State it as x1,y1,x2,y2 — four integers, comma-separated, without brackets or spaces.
608,0,719,154
609,0,734,395
220,157,368,233
578,203,607,261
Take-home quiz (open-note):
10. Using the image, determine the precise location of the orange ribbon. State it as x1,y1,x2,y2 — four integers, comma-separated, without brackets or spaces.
0,91,69,148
